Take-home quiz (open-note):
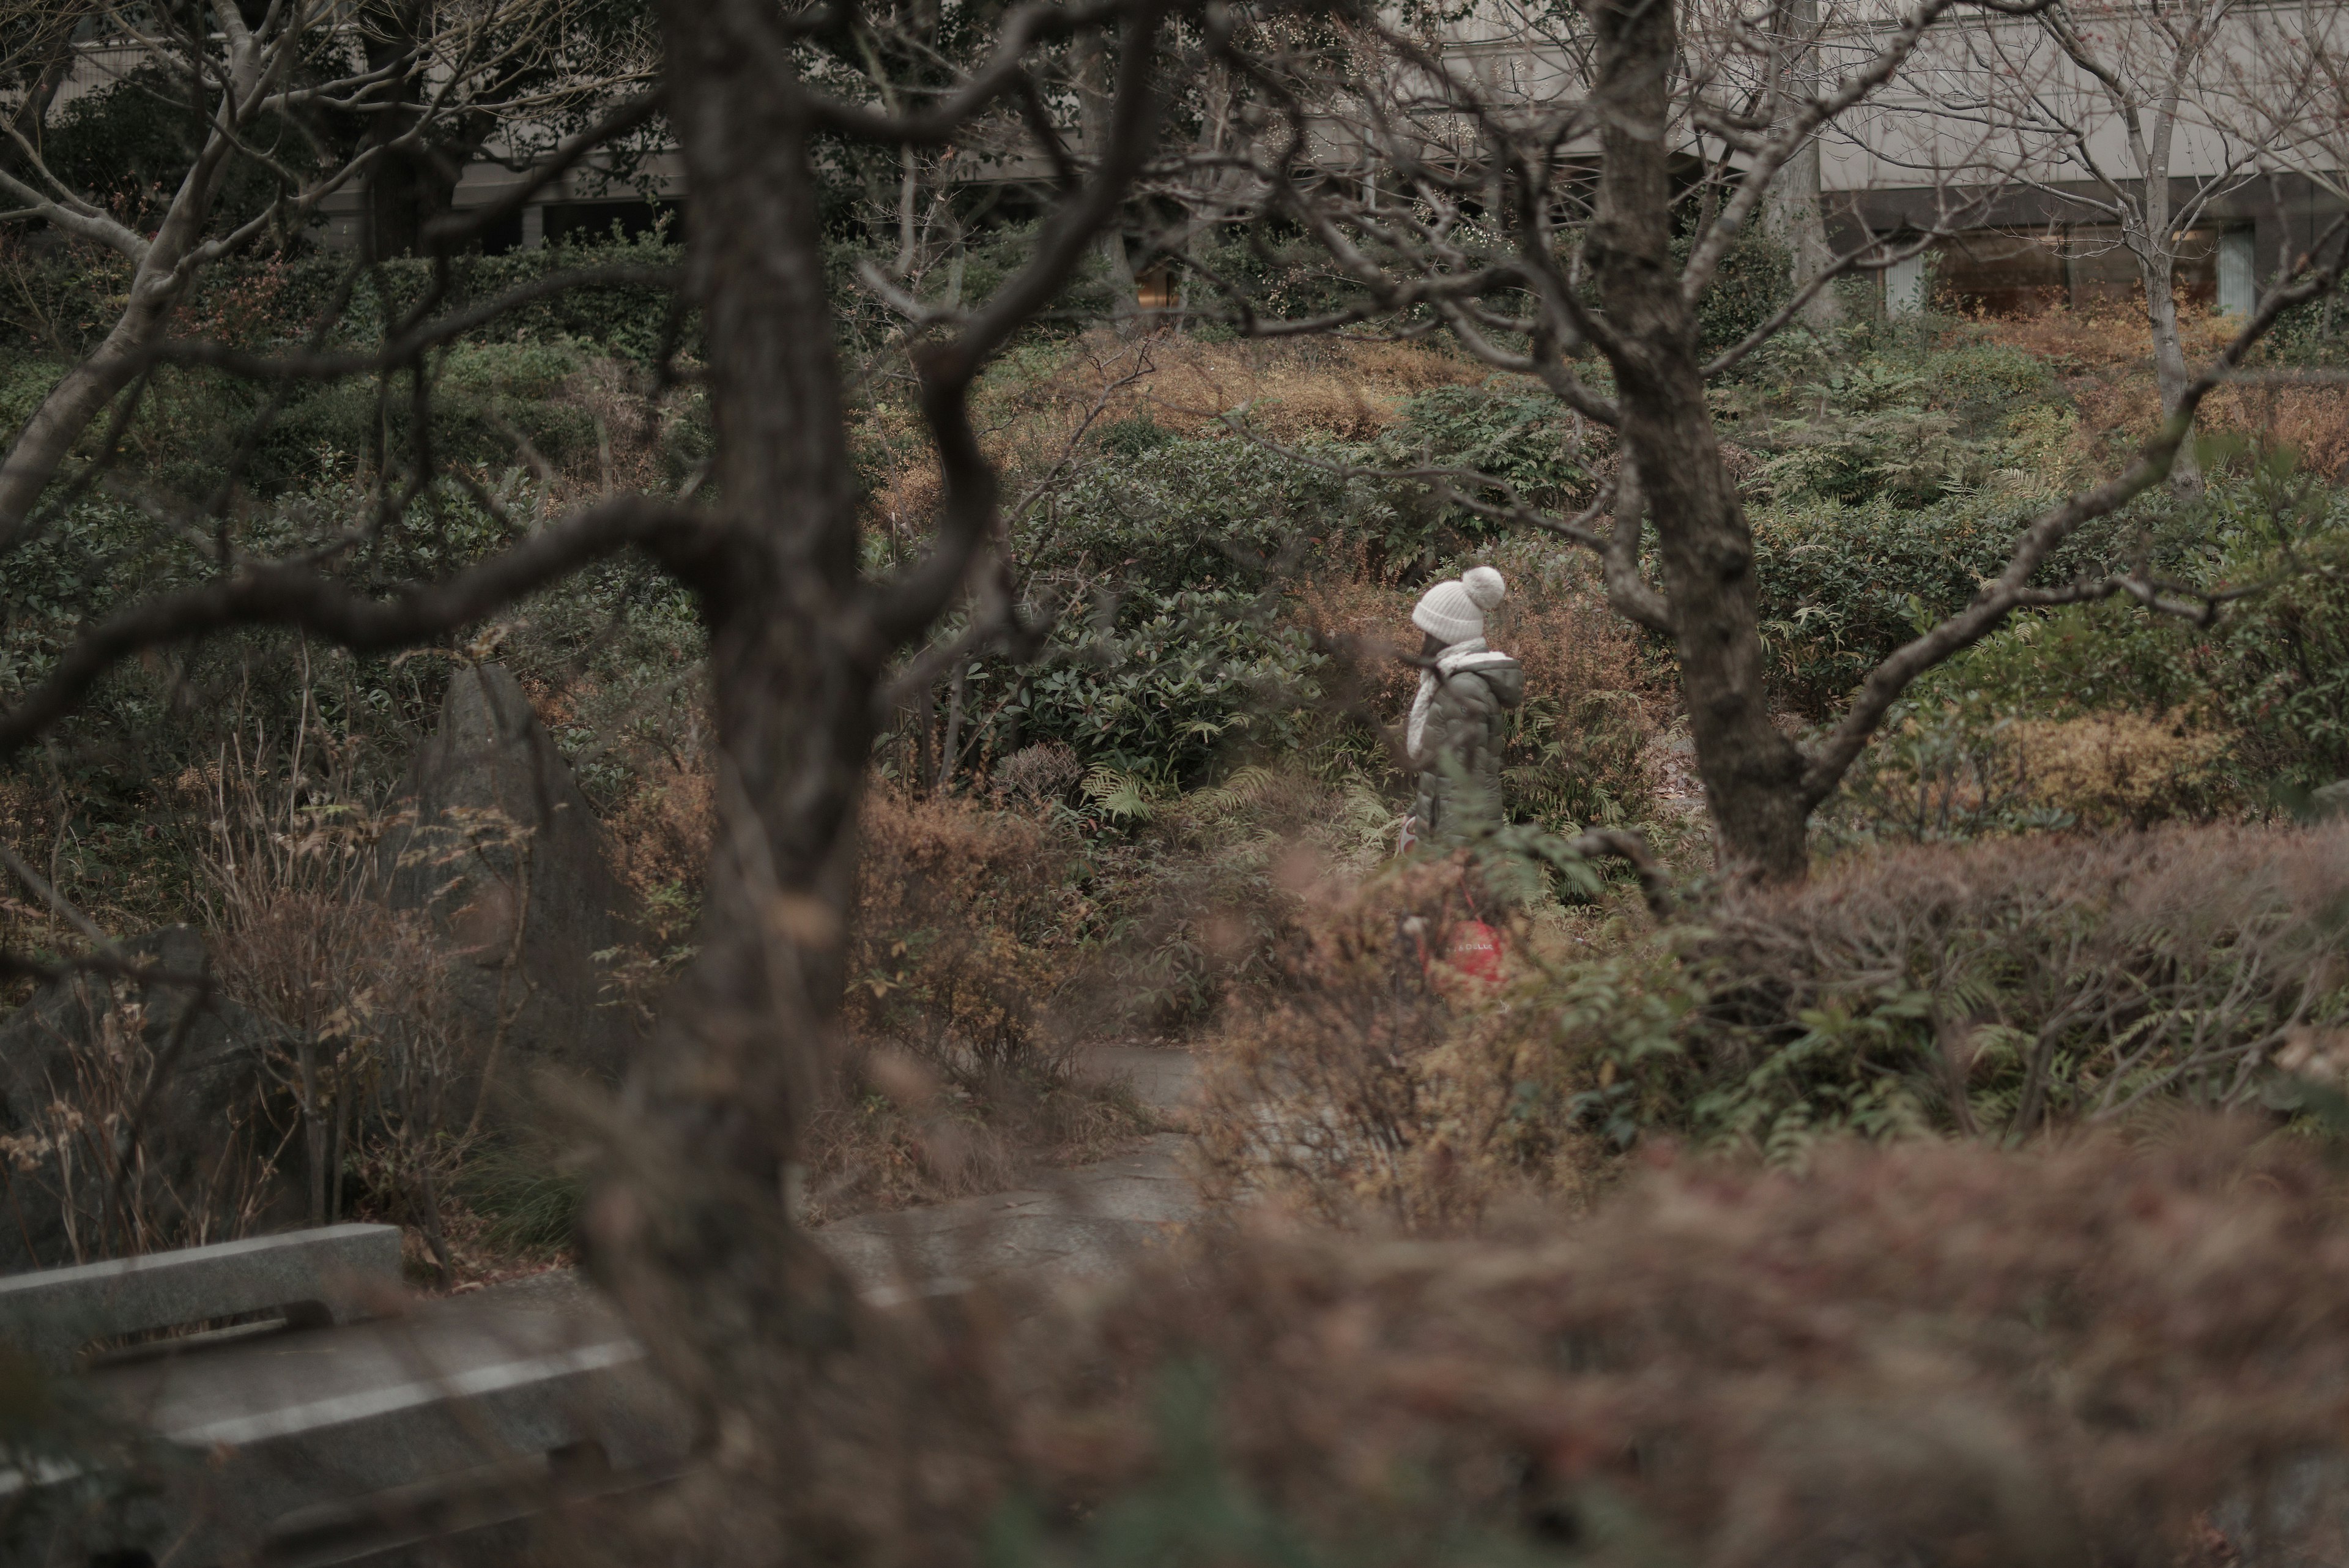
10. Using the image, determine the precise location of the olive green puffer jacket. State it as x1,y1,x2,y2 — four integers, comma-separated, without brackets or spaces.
1409,648,1524,843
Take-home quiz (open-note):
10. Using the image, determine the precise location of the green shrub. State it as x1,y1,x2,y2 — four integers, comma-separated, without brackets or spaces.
1685,220,1794,356
1022,438,1394,596
992,589,1326,783
1750,491,2037,712
1546,826,2349,1161
1374,385,1594,554
1188,226,1370,326
1869,477,2349,799
456,1144,584,1254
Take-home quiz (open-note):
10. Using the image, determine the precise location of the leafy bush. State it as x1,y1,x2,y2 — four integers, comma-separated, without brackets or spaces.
1623,825,2349,1156
1685,219,1794,355
1874,484,2349,801
1189,225,1373,327
1020,437,1392,596
1200,823,2349,1220
1750,490,2042,712
991,588,1326,783
1368,385,1597,560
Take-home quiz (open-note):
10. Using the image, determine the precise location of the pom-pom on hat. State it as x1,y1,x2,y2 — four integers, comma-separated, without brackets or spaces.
1411,566,1508,645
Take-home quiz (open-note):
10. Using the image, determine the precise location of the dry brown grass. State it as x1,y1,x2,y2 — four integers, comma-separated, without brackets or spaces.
983,330,1493,450
2202,379,2349,478
2012,709,2238,827
1980,295,2238,370
1106,333,1491,440
605,756,714,900
1978,303,2349,477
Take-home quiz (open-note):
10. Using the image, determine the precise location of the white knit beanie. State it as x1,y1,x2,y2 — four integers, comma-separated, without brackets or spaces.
1411,566,1508,645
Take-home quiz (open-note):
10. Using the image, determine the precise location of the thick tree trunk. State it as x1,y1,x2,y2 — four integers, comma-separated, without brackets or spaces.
1776,138,1840,330
1769,0,1841,330
583,3,905,1553
358,1,481,259
1080,39,1139,329
1585,0,1813,880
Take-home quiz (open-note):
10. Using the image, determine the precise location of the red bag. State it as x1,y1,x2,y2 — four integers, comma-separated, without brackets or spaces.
1444,920,1506,984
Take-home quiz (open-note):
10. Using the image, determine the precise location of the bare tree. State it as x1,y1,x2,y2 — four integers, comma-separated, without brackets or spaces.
1939,0,2304,493
1166,0,2347,879
0,0,653,543
0,0,1214,1554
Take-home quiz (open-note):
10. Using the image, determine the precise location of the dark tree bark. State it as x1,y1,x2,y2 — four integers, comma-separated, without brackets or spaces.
574,17,882,1530
1583,0,1812,879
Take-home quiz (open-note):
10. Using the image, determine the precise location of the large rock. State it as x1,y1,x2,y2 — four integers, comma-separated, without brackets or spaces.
378,664,639,1094
0,927,300,1274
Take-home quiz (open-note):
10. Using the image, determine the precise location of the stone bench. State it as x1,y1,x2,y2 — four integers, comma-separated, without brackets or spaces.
0,1222,403,1372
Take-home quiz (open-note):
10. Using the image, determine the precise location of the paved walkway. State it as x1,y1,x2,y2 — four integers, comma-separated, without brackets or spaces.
820,1044,1206,1300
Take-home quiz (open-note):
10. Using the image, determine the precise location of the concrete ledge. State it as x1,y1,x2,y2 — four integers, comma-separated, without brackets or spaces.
0,1224,403,1371
50,1294,690,1566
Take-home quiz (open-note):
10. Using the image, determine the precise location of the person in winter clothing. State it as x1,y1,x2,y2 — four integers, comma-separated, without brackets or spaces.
1401,565,1523,850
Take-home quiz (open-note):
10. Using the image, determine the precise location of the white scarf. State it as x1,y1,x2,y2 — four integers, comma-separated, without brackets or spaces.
1407,638,1513,765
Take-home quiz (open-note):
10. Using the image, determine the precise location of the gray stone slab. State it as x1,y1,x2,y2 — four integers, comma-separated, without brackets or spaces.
822,1132,1200,1298
1078,1044,1203,1120
24,1291,688,1566
0,1222,403,1372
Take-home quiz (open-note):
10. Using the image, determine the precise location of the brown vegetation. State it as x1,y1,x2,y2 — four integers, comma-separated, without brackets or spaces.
990,1123,2349,1566
1195,859,1621,1228
1983,303,2349,477
1023,332,1493,442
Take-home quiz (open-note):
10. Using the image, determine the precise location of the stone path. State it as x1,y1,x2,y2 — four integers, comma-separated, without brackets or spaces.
469,1043,1209,1309
820,1043,1205,1301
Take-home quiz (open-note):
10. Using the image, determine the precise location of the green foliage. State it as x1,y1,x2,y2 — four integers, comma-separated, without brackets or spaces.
1023,437,1395,596
1189,225,1369,327
1737,338,2068,506
1749,464,2237,716
998,590,1326,783
1504,689,1652,834
1822,698,2068,844
456,1143,585,1253
1679,220,1794,357
1868,467,2349,800
985,1359,1571,1567
1748,490,2040,713
40,63,292,235
0,472,703,902
1529,830,2349,1164
1094,413,1176,458
1375,385,1594,555
2261,272,2349,365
